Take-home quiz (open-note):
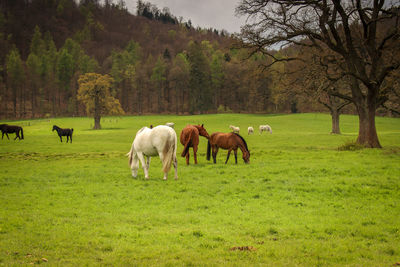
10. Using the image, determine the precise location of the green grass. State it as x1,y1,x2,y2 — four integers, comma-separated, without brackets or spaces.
0,113,399,266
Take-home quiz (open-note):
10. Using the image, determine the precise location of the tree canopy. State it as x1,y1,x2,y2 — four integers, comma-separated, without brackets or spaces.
77,73,124,129
237,0,400,147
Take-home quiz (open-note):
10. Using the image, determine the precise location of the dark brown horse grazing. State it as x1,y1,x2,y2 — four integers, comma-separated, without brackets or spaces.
207,132,250,164
180,124,210,165
0,124,24,140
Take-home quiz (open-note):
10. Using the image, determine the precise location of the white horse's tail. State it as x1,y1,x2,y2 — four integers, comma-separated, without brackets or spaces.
162,134,177,173
127,146,134,167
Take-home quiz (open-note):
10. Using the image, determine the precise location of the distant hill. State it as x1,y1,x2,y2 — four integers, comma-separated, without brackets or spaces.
1,0,232,64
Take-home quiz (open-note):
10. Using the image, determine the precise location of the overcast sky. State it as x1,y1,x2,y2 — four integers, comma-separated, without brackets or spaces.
124,0,246,34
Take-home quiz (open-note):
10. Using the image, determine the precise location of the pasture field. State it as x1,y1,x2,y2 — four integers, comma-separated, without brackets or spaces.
0,113,399,266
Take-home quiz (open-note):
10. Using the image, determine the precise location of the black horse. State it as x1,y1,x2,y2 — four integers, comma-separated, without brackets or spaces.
52,125,73,143
0,124,24,140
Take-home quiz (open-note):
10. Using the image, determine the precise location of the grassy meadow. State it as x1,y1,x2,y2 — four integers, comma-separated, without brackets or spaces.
0,113,399,266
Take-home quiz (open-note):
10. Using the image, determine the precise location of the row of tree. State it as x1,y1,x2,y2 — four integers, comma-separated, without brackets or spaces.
1,25,277,118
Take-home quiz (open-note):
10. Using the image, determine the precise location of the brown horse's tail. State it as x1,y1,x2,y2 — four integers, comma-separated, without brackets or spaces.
206,140,211,161
181,131,193,157
20,127,24,139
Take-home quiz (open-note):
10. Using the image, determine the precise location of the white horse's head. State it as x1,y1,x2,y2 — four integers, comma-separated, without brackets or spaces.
128,150,139,177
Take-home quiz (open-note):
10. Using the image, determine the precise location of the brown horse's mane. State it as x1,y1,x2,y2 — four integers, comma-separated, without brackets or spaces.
233,133,249,151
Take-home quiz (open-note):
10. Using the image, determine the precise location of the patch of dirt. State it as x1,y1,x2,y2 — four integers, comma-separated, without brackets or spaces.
230,246,257,251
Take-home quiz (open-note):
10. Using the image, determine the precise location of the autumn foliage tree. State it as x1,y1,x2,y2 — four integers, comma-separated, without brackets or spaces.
77,73,124,129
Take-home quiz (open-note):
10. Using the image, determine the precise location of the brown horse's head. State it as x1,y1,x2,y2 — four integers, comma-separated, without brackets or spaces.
196,124,210,139
243,149,250,164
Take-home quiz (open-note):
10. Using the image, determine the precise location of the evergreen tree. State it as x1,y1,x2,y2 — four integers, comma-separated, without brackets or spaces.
170,52,190,113
57,48,74,113
187,41,212,114
210,50,224,109
6,48,24,118
151,56,166,112
26,53,41,117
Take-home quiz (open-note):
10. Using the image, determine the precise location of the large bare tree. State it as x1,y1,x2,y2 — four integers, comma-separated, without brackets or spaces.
237,0,400,148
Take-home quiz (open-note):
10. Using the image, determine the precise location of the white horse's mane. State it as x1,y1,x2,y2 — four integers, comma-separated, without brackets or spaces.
136,126,148,135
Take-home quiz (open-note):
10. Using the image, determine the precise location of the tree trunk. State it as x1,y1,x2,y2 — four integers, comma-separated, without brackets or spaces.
31,87,35,118
12,88,17,118
355,97,381,148
94,115,101,129
331,109,341,134
93,94,101,129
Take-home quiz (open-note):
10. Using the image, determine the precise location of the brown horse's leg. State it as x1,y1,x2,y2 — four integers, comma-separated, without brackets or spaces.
212,146,218,164
193,145,198,164
70,135,72,143
225,149,232,164
59,136,62,142
185,152,190,165
6,133,9,140
234,149,238,164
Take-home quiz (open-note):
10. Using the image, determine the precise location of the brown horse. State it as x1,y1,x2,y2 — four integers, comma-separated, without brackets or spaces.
207,132,250,164
180,124,210,165
0,124,24,140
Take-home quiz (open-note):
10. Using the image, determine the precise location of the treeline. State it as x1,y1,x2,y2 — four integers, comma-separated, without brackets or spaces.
1,0,345,120
0,0,279,119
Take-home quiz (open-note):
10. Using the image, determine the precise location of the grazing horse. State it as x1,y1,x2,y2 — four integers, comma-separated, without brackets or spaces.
248,126,254,135
52,125,74,143
207,132,250,164
0,124,24,140
259,124,272,134
180,124,210,165
127,125,178,180
229,125,240,133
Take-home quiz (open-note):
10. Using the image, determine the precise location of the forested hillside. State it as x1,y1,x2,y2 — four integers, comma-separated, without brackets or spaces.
0,0,295,119
4,0,394,119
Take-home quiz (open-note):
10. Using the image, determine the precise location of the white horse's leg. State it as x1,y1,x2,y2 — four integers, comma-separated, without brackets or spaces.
173,155,178,180
137,152,149,179
158,152,168,180
146,156,151,169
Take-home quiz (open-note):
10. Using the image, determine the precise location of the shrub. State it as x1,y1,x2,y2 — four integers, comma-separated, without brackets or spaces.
338,141,366,151
217,105,233,113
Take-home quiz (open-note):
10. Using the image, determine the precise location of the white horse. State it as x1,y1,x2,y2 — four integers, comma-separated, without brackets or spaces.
259,124,272,134
166,122,174,128
248,126,254,135
229,125,240,133
127,125,178,180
